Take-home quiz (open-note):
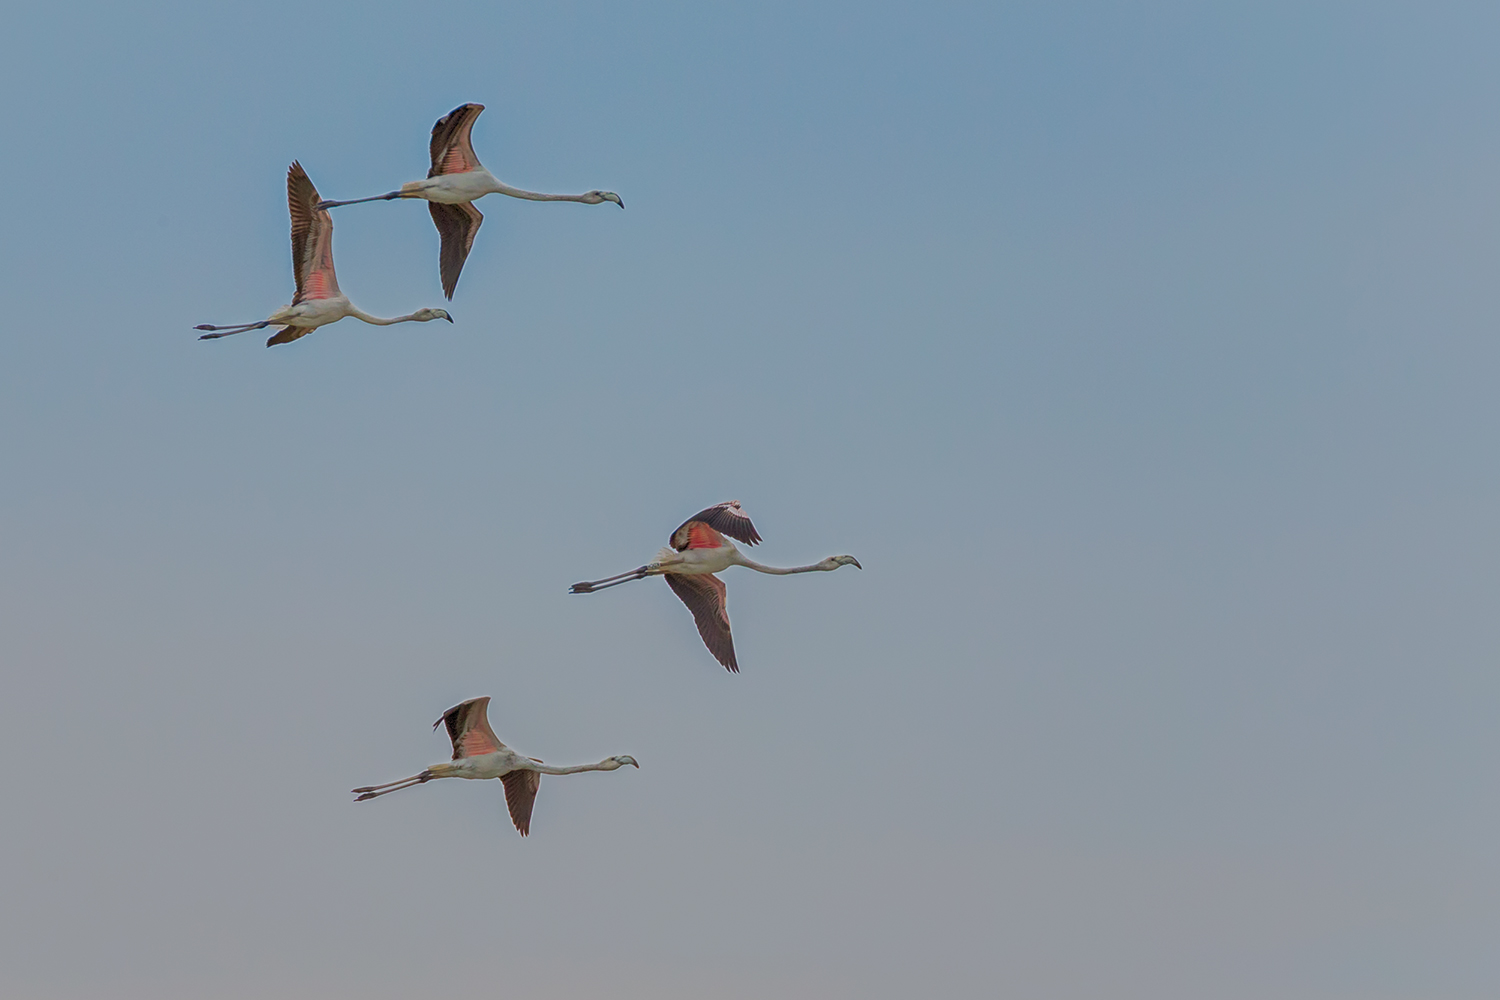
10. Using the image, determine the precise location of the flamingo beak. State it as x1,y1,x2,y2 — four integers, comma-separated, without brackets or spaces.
445,313,454,323
850,558,863,569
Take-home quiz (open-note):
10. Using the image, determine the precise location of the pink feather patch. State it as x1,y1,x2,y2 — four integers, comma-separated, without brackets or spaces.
442,148,473,174
687,523,725,549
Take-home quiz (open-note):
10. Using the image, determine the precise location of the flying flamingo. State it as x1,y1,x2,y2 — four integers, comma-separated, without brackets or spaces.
196,162,452,347
352,697,638,837
316,103,624,298
569,501,861,673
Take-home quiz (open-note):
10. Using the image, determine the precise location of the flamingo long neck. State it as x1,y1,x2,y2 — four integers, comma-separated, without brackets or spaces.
731,553,830,575
528,759,616,776
348,306,424,326
491,180,594,203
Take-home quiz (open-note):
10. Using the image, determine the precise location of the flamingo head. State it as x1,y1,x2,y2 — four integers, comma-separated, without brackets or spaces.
414,308,454,323
583,190,624,208
606,755,640,769
823,555,862,571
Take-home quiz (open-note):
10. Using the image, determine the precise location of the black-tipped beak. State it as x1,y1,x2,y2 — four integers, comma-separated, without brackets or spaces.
445,314,454,323
630,760,640,768
851,558,863,569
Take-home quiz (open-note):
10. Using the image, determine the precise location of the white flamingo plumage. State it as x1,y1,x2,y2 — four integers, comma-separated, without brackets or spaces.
569,501,862,673
316,103,623,298
195,163,452,347
352,697,637,837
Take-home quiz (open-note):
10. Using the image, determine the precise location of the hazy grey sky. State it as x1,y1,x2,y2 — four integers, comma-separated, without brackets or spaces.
2,2,1497,997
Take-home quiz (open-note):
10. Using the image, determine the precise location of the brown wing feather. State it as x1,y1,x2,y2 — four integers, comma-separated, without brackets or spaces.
286,161,339,303
433,696,506,759
266,325,313,347
665,573,738,672
671,500,762,549
500,769,541,836
429,201,483,299
287,162,314,299
428,103,485,177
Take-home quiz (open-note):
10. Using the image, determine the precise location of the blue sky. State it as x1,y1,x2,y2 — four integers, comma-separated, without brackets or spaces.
2,3,1498,997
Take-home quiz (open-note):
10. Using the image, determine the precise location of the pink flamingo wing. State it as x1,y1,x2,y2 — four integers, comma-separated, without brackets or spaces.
434,696,507,759
440,145,475,174
458,728,502,757
428,103,485,178
685,523,726,549
429,201,483,299
300,263,336,301
286,161,341,302
665,572,738,672
671,501,761,549
500,770,541,836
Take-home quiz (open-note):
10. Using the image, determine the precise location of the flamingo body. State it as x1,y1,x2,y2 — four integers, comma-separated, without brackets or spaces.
649,542,737,576
569,501,861,673
316,103,623,298
352,696,637,837
195,162,451,346
397,168,508,204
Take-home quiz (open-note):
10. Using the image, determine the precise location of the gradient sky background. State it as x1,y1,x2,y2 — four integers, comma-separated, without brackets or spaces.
2,2,1498,998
